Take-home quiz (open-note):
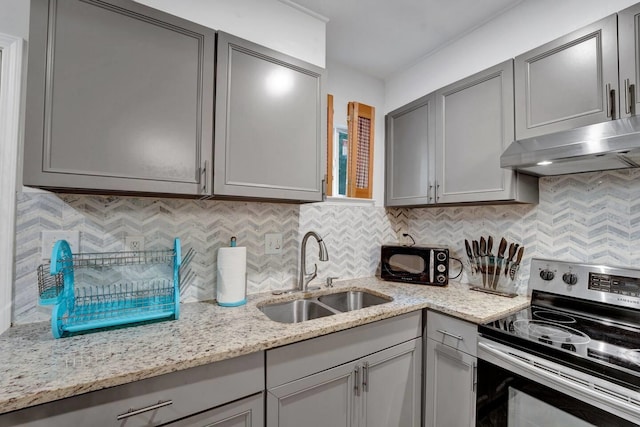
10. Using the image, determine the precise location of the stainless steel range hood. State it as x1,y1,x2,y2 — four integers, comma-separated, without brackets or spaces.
500,116,640,176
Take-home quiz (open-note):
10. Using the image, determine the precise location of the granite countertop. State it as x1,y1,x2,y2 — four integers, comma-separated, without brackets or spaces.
0,277,529,415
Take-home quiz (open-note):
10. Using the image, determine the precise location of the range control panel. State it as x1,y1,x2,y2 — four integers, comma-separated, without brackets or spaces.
529,258,640,310
589,273,640,298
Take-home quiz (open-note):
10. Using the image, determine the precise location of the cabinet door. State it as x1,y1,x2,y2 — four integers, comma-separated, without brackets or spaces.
361,338,421,427
24,0,215,195
619,3,640,118
385,94,435,206
435,60,517,204
215,32,325,202
514,14,619,139
266,361,357,427
0,352,264,427
424,338,476,427
167,393,263,427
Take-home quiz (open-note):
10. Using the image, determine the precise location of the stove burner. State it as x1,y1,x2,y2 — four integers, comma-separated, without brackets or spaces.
513,320,591,345
624,350,640,366
539,334,552,345
532,310,577,324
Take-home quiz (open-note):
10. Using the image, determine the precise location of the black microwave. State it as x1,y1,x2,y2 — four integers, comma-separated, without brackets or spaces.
380,245,449,286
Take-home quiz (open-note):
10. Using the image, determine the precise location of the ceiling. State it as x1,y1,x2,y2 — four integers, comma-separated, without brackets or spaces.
287,0,526,79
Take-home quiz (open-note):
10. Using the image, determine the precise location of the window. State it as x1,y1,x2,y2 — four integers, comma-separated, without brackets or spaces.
326,94,375,199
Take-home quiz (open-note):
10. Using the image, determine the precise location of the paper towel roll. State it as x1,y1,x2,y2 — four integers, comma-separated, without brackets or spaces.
216,246,247,306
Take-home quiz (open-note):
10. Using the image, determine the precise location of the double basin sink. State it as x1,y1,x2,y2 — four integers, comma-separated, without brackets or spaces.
259,290,393,323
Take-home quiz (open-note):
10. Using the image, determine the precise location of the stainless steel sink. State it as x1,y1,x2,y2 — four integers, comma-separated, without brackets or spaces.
259,290,393,323
318,291,392,312
258,299,335,323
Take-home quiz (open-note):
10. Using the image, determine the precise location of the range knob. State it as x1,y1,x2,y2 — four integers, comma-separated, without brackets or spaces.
436,252,447,261
539,269,555,281
562,272,578,285
436,274,446,283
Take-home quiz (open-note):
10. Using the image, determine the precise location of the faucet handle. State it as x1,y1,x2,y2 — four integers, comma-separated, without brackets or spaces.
326,277,339,287
305,263,318,282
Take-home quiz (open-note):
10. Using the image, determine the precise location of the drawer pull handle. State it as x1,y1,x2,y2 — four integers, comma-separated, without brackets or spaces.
437,329,464,341
363,361,370,392
116,399,173,420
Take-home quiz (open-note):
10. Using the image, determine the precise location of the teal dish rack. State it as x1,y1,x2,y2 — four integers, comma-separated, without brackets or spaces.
37,238,181,338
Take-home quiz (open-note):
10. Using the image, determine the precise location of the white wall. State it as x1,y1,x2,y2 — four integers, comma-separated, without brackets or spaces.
385,0,640,112
134,0,325,67
326,60,386,206
0,0,29,40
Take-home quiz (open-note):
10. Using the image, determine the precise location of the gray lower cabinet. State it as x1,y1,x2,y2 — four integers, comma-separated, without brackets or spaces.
434,60,537,204
385,94,435,206
0,352,264,427
24,0,215,195
266,312,422,427
424,311,477,427
167,393,263,427
267,356,357,426
514,14,619,139
215,32,325,202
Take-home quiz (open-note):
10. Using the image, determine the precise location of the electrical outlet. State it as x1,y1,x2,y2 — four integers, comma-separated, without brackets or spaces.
265,233,283,255
41,230,80,260
125,235,145,252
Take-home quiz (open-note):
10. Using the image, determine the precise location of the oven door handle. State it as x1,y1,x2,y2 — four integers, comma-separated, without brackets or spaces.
478,339,640,425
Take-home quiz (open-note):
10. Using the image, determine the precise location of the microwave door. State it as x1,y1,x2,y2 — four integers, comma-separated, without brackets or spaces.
388,254,426,275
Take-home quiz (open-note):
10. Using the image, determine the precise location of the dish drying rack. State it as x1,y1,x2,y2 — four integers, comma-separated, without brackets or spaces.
37,238,181,338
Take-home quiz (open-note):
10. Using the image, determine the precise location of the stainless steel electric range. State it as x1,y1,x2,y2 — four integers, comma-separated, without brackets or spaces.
476,258,640,426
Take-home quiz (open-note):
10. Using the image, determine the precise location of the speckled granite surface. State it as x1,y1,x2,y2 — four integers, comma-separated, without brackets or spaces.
0,277,529,415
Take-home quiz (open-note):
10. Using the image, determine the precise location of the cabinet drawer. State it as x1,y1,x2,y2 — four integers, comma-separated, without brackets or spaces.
426,311,477,356
267,311,422,388
167,392,263,427
1,352,264,427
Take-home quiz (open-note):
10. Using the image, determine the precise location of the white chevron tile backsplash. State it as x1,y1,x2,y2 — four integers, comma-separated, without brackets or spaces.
12,194,404,324
12,169,640,324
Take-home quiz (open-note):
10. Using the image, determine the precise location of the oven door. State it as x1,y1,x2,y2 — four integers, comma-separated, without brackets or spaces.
476,337,640,427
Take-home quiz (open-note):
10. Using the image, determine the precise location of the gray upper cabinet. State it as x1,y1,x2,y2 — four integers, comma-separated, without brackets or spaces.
514,14,619,139
215,32,325,202
24,0,215,195
619,3,640,118
385,61,538,207
435,60,537,204
385,95,435,206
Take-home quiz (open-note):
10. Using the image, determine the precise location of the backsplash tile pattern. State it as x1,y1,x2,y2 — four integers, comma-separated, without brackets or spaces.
406,204,537,292
12,195,404,324
298,203,406,283
406,169,640,293
12,169,640,324
13,194,300,324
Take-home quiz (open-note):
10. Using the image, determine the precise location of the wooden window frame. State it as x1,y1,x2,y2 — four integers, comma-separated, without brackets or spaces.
326,95,375,199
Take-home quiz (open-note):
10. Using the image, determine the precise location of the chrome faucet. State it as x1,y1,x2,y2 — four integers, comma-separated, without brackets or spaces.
298,231,329,291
